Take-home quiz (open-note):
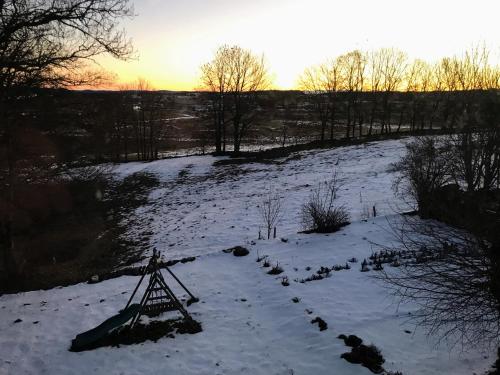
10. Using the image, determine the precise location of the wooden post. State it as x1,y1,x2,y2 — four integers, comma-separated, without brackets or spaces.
125,265,148,309
164,266,197,300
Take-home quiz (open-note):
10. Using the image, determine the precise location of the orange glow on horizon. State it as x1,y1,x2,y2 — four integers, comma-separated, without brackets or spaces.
90,0,499,91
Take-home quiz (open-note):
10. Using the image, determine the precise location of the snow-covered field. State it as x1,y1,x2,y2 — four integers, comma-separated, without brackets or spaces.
115,139,409,261
0,139,495,375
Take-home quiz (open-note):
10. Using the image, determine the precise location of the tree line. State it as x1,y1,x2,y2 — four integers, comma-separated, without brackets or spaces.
200,44,500,152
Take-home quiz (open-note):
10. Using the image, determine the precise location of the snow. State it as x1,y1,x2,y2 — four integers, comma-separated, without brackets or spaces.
119,139,409,261
0,138,495,375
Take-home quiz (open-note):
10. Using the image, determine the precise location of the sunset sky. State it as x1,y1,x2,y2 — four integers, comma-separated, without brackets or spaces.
99,0,500,91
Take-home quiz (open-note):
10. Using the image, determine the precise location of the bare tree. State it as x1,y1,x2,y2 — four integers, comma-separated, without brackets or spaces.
377,214,500,347
426,61,447,130
130,78,164,161
337,50,366,138
299,65,330,141
200,45,269,153
321,59,343,140
454,44,498,91
259,189,283,240
403,59,433,132
0,0,132,92
0,0,133,283
379,48,407,133
446,129,500,192
302,52,366,141
366,50,384,135
381,130,500,347
393,137,452,216
200,46,231,153
279,95,299,147
432,45,500,130
436,57,463,129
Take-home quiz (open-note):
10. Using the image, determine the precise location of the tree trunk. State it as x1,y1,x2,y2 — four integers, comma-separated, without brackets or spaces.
369,101,377,136
358,112,364,138
397,106,405,133
346,101,351,139
329,107,335,141
214,96,222,153
222,118,226,152
320,119,326,141
134,120,140,160
2,111,19,286
121,122,128,161
233,117,241,153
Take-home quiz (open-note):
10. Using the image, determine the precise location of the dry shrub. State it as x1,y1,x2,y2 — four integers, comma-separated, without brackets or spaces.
301,172,349,233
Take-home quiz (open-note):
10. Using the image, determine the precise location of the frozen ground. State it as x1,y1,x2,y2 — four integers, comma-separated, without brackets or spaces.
0,138,495,375
115,139,410,261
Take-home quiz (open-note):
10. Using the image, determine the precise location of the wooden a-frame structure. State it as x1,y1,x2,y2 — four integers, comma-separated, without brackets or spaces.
124,249,198,327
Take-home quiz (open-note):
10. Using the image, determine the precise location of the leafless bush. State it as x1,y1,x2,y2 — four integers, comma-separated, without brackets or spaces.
445,129,500,192
394,132,500,216
393,137,452,215
385,133,500,347
377,215,500,347
301,171,349,233
258,189,283,239
268,262,284,275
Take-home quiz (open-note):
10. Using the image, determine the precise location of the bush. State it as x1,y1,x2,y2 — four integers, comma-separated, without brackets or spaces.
393,137,451,217
258,189,283,239
300,174,349,233
378,215,500,347
389,134,500,347
267,262,283,275
393,131,500,218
